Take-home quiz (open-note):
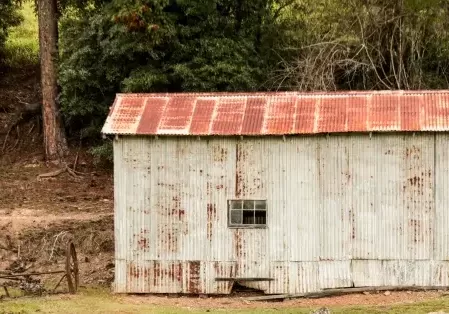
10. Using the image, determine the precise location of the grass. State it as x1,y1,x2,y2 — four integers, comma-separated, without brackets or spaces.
1,288,449,314
3,1,39,67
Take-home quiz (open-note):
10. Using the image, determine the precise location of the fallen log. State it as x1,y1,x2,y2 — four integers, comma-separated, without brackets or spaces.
244,285,449,301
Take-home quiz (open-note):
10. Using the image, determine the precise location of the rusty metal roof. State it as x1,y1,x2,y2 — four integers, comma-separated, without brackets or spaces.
101,91,449,135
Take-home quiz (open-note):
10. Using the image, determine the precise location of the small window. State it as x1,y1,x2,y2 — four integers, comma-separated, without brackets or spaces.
228,200,267,228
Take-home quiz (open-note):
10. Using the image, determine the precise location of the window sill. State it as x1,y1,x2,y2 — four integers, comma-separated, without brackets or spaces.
228,225,268,229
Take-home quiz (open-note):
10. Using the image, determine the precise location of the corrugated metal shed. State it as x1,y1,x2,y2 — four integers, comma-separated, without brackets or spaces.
105,91,449,295
111,134,449,294
102,91,449,135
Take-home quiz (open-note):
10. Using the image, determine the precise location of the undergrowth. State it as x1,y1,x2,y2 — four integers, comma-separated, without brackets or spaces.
3,1,38,67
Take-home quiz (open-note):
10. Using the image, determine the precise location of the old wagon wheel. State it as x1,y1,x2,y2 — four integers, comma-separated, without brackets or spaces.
65,241,79,294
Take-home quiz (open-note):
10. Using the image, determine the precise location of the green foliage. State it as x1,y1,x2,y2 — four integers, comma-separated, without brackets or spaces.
272,0,449,91
3,1,38,67
59,0,292,141
0,0,22,59
89,140,113,165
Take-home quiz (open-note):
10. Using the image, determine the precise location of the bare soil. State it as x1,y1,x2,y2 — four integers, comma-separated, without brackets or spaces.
0,65,115,289
0,150,115,286
121,290,446,309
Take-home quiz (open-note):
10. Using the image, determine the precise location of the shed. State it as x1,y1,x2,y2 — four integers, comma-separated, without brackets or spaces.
102,90,449,295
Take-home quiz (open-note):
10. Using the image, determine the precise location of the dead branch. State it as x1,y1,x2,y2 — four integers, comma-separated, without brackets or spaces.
36,164,92,181
52,274,66,292
12,126,20,150
48,231,68,261
37,168,66,179
73,152,79,172
1,127,12,153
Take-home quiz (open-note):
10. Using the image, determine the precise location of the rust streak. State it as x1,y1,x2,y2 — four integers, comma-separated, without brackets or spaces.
187,261,201,294
207,204,217,241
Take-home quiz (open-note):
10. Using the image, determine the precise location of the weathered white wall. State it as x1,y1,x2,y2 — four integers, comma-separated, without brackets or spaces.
114,133,449,294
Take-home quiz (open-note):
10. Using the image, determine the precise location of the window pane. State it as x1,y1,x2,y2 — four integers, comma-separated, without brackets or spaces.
255,200,266,210
255,210,266,224
243,210,255,224
243,200,254,209
231,200,242,209
230,210,242,224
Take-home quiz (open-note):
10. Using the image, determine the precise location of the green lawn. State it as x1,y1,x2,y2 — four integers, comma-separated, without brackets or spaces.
4,1,39,67
1,288,449,314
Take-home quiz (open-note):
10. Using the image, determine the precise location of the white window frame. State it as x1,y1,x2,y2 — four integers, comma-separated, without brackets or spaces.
227,199,267,228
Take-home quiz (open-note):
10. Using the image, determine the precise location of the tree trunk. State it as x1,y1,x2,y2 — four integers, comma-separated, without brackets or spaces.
38,0,68,162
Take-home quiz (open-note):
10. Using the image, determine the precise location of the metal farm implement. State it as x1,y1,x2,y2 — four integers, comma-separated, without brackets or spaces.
0,241,79,298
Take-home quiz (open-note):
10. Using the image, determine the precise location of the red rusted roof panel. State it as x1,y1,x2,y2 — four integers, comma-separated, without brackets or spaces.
157,97,196,134
190,99,216,134
102,91,449,135
427,94,449,130
241,97,266,134
265,96,296,134
294,97,315,133
369,94,400,130
136,97,167,134
109,97,146,134
318,97,347,133
346,96,367,132
211,98,246,135
400,95,421,131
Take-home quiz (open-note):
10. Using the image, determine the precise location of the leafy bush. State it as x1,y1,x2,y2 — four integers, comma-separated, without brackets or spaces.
0,0,23,62
59,0,290,141
3,2,38,67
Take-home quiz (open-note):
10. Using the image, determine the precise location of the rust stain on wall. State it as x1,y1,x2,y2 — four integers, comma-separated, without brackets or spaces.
207,203,217,241
235,144,243,198
410,219,424,243
153,262,161,286
349,208,355,240
187,261,201,294
128,262,150,279
135,229,150,250
206,182,213,196
234,231,243,259
212,145,229,162
405,145,421,158
155,262,183,284
408,176,422,188
160,228,179,253
157,185,189,254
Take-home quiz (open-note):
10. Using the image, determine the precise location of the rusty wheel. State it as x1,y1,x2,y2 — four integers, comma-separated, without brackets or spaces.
65,242,79,294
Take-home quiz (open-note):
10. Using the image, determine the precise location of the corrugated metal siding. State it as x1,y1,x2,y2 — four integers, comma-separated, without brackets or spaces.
319,136,353,260
351,134,434,260
352,260,431,287
114,133,449,294
435,134,449,260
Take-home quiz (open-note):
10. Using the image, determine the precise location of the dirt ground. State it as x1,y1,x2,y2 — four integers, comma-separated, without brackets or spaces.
0,148,115,284
0,65,115,289
121,290,447,309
